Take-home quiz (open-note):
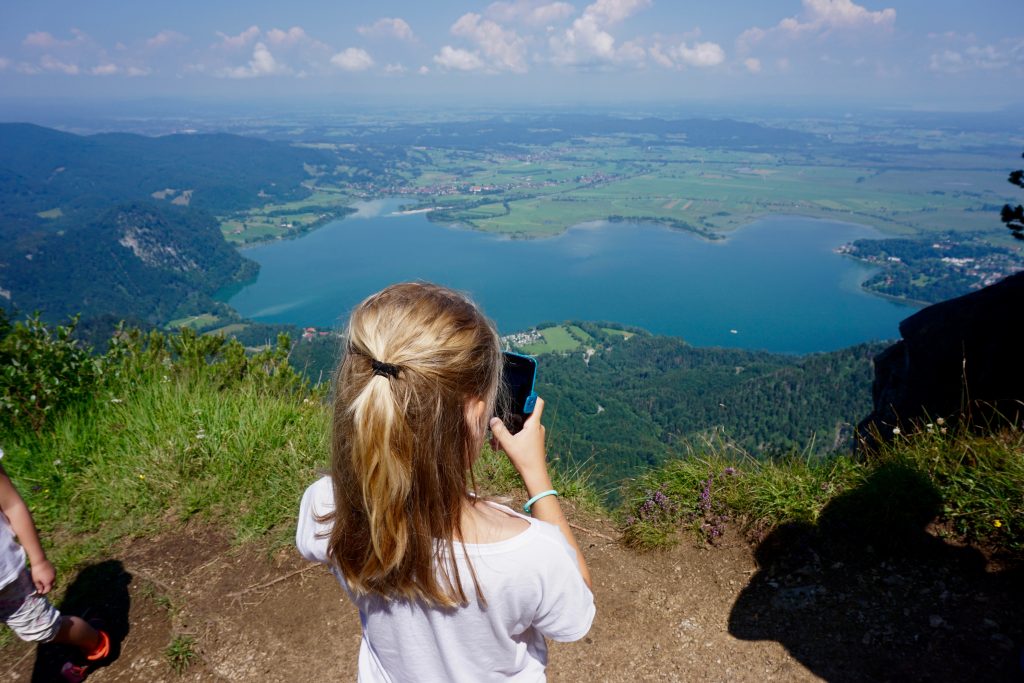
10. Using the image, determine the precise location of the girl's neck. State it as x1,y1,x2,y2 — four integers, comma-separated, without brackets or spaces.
457,498,529,545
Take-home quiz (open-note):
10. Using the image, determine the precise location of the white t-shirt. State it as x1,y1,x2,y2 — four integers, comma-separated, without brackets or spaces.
296,476,595,682
0,448,28,589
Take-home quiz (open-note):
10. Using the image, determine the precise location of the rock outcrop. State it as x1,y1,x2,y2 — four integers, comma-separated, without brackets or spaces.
859,270,1024,440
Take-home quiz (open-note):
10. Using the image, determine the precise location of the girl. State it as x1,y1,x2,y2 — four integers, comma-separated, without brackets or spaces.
297,282,594,682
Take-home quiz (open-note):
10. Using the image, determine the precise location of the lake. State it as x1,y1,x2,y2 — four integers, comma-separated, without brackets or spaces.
224,199,919,354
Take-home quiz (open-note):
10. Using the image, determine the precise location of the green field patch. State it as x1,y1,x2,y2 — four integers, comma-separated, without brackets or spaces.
602,327,635,340
204,323,249,337
220,189,355,244
36,208,64,219
516,325,585,355
167,314,219,330
565,325,595,346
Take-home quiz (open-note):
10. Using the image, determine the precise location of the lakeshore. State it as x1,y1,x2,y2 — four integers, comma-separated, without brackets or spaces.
223,201,919,354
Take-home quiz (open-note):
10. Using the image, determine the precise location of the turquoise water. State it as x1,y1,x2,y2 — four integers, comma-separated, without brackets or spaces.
224,199,919,354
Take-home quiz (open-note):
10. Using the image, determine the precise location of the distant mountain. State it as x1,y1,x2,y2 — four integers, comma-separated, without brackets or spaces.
0,123,329,218
0,123,332,323
330,114,817,150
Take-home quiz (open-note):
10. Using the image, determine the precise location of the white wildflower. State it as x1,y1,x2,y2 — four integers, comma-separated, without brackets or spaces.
892,427,901,435
936,417,945,426
110,398,123,404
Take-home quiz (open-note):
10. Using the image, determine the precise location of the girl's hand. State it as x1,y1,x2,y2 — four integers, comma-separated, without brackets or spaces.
489,398,551,491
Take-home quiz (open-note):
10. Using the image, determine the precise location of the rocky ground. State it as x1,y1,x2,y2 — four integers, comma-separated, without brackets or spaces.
1,497,1021,682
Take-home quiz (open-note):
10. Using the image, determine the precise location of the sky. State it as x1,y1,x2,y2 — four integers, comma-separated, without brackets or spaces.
1,0,1022,109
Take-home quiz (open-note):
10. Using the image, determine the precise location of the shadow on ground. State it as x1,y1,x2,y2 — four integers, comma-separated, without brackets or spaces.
729,464,1024,682
31,560,131,682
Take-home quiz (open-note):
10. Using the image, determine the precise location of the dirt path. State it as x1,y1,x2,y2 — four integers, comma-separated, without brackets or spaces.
2,502,1021,681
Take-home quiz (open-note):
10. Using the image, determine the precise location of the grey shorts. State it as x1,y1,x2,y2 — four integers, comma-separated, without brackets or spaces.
0,569,62,642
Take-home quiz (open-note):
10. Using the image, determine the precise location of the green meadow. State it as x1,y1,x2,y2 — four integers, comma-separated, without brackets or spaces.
400,142,1014,241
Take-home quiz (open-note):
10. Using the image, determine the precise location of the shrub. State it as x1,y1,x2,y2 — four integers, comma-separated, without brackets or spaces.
0,314,101,434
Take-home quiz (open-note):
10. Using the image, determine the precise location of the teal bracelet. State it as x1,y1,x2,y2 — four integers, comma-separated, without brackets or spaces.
523,489,559,514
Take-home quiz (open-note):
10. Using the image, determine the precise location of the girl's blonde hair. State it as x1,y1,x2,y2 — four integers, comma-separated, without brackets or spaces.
326,282,502,607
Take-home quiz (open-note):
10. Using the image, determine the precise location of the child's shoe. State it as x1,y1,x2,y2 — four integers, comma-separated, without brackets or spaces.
60,661,88,683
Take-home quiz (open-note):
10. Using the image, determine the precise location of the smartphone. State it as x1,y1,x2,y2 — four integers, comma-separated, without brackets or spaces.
497,351,538,435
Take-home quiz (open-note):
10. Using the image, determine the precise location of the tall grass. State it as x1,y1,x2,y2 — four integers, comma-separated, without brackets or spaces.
621,424,1023,554
2,369,329,571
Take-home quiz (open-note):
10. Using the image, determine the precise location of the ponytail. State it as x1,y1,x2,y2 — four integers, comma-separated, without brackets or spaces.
349,371,412,578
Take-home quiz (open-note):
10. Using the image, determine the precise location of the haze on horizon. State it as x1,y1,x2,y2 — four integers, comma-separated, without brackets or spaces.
0,0,1022,112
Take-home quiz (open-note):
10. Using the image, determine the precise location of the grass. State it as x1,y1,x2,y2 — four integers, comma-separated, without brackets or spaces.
166,314,219,331
220,189,355,244
517,325,584,355
406,140,1011,240
2,363,328,576
165,634,197,675
620,424,1024,554
514,324,599,355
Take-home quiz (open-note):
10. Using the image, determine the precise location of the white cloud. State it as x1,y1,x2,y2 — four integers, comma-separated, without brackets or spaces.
16,62,41,75
433,46,486,71
487,1,575,26
550,0,652,66
743,57,762,73
674,41,725,67
738,0,895,54
23,29,89,49
384,63,407,74
40,55,80,75
929,42,1020,74
926,33,1024,75
90,63,120,76
220,42,290,78
146,30,187,49
649,40,725,69
126,66,151,77
357,18,415,42
649,44,673,68
331,47,374,72
266,26,314,47
216,26,261,50
803,0,895,29
451,13,528,72
0,58,10,71
23,32,57,48
418,65,430,75
266,27,301,45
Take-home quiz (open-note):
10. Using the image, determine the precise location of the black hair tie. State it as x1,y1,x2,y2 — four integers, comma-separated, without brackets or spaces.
371,359,401,379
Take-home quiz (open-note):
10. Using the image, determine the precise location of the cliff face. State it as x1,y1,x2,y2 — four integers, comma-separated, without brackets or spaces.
859,270,1024,439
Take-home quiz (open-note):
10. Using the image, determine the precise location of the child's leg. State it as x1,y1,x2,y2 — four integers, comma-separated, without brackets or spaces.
53,615,108,659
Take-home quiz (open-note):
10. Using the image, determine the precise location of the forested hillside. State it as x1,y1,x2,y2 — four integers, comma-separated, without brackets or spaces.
0,124,333,324
3,203,253,324
534,324,881,489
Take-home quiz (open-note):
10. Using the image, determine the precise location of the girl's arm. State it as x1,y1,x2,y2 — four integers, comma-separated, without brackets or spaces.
0,464,55,594
490,399,593,590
